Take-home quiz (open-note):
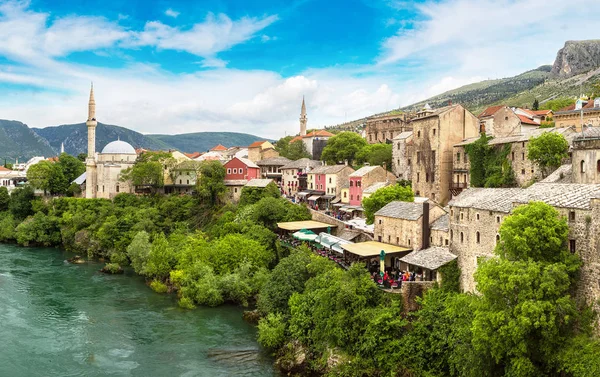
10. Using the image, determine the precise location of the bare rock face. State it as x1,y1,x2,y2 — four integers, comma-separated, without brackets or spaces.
551,40,600,78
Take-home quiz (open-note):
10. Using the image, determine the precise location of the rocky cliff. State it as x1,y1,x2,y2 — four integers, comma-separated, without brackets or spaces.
551,40,600,78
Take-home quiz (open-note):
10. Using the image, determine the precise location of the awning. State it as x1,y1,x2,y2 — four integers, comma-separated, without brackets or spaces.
292,229,318,242
331,197,341,204
308,195,321,201
297,191,311,197
278,220,337,232
340,207,355,213
400,247,457,270
341,241,411,258
333,203,345,207
321,195,335,200
316,232,352,254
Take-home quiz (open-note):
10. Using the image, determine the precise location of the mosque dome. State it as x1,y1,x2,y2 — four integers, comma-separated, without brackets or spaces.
101,140,136,154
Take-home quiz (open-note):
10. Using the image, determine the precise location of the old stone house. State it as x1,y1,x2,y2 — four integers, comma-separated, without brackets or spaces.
572,128,600,184
408,104,480,205
392,131,413,180
366,113,411,144
429,213,449,247
448,183,600,316
247,140,279,162
478,105,522,137
555,98,600,130
280,158,322,195
256,157,291,183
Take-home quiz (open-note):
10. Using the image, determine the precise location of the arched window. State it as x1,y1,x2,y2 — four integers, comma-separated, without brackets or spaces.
597,160,600,173
460,232,464,243
496,234,500,244
417,130,421,138
476,232,480,243
450,230,453,240
581,160,586,173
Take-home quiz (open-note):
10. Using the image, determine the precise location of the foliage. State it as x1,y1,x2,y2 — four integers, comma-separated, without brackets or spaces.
26,154,84,195
120,161,164,190
57,153,85,185
438,259,460,293
127,231,152,275
195,160,226,208
77,153,87,162
541,97,576,112
532,98,539,110
9,186,35,220
0,212,17,242
527,132,569,177
258,313,287,350
102,263,122,274
150,279,168,293
287,140,312,160
320,132,367,165
0,186,9,211
465,134,515,188
355,143,392,170
362,184,414,224
15,212,61,246
239,182,281,207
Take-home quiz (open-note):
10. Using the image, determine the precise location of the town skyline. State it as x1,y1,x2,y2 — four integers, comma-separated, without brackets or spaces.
0,0,598,138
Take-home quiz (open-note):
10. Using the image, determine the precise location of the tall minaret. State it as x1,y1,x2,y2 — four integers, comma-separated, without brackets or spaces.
299,96,307,136
85,83,97,199
60,142,64,154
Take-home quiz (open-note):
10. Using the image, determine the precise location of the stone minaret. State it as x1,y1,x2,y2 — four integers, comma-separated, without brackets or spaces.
85,83,97,199
60,142,64,154
299,96,307,136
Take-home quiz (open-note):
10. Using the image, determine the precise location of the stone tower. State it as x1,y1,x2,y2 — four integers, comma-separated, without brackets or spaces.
85,83,97,199
300,96,307,136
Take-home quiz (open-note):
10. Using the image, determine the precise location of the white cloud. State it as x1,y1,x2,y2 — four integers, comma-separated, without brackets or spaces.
165,8,179,18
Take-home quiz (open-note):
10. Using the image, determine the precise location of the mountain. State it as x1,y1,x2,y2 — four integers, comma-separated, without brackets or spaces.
33,123,169,157
0,120,56,162
552,40,600,78
147,132,271,153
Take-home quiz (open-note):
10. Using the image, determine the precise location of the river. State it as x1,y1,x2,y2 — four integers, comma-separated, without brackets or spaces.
0,244,278,377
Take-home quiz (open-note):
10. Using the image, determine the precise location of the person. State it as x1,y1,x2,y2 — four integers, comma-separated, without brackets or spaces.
383,271,389,281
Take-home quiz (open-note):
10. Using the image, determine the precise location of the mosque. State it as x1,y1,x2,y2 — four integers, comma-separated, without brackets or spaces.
81,85,137,199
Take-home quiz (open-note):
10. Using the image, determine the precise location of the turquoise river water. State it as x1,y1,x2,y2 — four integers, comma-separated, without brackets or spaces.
0,244,278,377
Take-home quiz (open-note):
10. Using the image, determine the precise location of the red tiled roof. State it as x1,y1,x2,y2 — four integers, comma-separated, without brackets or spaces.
210,144,227,151
302,130,334,138
519,108,538,117
289,136,303,143
184,152,201,159
47,156,59,162
478,105,504,118
559,99,596,112
0,166,11,171
517,115,539,126
532,110,552,116
249,140,267,148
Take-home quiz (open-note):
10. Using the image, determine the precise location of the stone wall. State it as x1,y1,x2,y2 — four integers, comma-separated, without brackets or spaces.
393,136,413,180
430,228,449,247
400,281,436,312
572,138,600,184
366,114,410,144
490,107,522,137
374,205,445,250
309,209,349,237
555,110,600,130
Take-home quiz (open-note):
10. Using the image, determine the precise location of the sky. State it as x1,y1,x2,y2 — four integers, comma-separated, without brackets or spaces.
0,0,598,139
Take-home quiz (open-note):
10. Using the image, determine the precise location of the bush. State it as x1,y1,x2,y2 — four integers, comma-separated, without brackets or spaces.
101,263,123,274
258,313,287,350
150,279,168,293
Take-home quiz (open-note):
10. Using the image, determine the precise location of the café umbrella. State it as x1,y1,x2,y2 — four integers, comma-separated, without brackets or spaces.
292,229,318,242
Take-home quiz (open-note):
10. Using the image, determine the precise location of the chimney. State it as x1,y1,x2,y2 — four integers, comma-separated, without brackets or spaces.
421,201,430,250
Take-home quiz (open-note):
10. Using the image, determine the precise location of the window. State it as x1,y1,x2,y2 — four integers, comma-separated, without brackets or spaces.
432,193,435,200
431,173,435,183
496,234,500,244
417,130,421,138
357,181,361,187
476,213,480,220
179,179,182,184
433,128,436,136
357,195,360,201
397,237,400,244
378,219,382,225
378,236,382,242
388,235,391,242
350,181,353,187
597,160,600,173
460,212,464,220
432,151,436,165
569,240,576,253
234,188,238,193
569,211,575,221
227,168,231,174
521,169,525,175
496,216,501,223
522,153,525,160
457,152,461,162
460,232,464,243
187,180,189,184
425,173,429,182
505,116,509,121
476,232,480,243
116,184,119,193
581,160,586,173
451,209,454,216
351,194,354,200
397,143,401,149
344,192,347,198
417,173,420,182
522,142,525,148
445,239,449,246
450,230,453,240
408,158,412,165
511,152,515,160
102,185,105,192
408,239,411,246
417,151,421,163
329,177,332,184
464,154,467,163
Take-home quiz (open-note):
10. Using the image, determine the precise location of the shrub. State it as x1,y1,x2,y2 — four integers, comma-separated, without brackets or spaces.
101,263,123,274
150,279,168,293
258,313,287,350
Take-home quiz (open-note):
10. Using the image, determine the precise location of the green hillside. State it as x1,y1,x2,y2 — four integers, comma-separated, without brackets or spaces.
33,123,168,156
0,120,56,162
148,132,271,153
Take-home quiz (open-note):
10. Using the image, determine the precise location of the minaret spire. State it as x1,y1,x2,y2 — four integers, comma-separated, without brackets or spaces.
85,83,98,199
88,82,96,121
60,142,64,154
299,96,307,136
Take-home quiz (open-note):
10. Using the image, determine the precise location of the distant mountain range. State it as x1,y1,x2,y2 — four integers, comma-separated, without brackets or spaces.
327,39,600,131
0,121,270,161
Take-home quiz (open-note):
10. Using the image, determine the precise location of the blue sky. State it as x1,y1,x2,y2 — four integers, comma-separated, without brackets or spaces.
0,0,598,138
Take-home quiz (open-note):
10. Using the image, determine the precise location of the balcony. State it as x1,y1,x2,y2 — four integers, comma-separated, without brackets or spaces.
451,182,468,189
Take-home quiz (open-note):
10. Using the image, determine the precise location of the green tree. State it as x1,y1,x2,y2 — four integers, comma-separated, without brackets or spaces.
355,143,393,170
286,140,311,160
57,153,85,184
274,135,293,157
0,186,9,212
527,132,569,177
145,232,177,280
196,160,226,207
532,98,539,110
465,135,515,188
239,182,281,206
362,184,414,224
321,132,367,165
120,161,164,191
127,231,152,275
26,160,53,194
9,185,35,220
77,153,87,162
541,97,576,112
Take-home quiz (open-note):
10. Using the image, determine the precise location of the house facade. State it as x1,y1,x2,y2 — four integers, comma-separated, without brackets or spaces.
280,158,322,196
366,113,411,144
224,157,260,181
307,165,354,198
348,166,393,206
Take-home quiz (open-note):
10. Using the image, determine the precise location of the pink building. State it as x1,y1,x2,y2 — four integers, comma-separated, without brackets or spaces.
348,166,393,206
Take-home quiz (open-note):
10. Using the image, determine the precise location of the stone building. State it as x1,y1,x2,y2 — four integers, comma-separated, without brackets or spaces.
429,213,449,247
290,130,334,160
572,127,600,183
280,158,322,196
256,157,291,182
348,166,394,206
373,200,445,251
555,98,600,131
366,113,411,144
408,104,480,205
478,105,522,137
247,141,278,162
448,183,600,316
82,85,136,199
452,127,577,191
392,131,413,180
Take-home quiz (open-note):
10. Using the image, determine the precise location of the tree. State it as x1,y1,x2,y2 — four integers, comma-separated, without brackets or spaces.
26,160,53,194
541,97,576,112
196,160,226,207
0,186,9,212
355,143,392,169
127,231,152,275
465,135,515,188
120,161,164,191
10,186,35,220
362,184,414,224
57,153,85,184
287,140,311,160
77,153,87,162
239,182,281,206
471,202,584,375
321,132,367,165
274,136,293,157
527,132,569,177
532,98,539,110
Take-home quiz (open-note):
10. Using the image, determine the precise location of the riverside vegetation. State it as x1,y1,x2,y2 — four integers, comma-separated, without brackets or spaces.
1,161,600,376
